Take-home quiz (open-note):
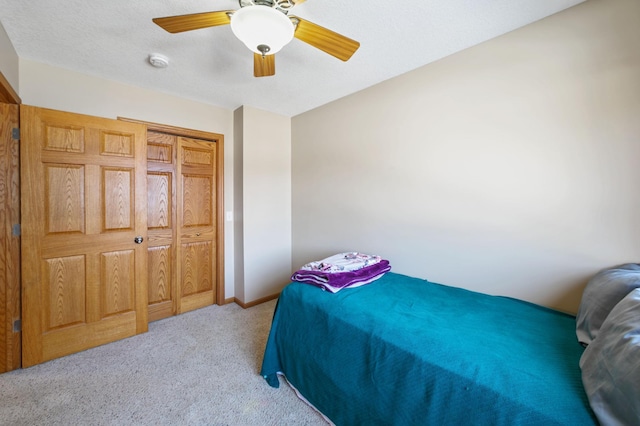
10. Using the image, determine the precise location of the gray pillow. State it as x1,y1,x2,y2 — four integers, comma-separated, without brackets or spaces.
576,263,640,346
580,288,640,426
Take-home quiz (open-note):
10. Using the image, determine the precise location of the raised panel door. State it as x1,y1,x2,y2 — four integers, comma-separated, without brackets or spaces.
21,105,148,367
177,137,216,313
146,130,177,321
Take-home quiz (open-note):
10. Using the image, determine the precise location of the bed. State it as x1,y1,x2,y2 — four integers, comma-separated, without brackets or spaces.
260,271,597,425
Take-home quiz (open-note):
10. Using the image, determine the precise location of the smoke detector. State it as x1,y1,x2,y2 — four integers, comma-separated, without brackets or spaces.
148,53,169,68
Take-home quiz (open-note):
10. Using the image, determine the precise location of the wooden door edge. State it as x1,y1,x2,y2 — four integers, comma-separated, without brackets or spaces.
1,102,21,373
215,134,224,305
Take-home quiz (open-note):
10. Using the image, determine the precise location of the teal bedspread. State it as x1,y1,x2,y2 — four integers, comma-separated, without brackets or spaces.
261,272,597,425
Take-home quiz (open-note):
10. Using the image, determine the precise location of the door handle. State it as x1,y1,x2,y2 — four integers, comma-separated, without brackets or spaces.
134,236,144,244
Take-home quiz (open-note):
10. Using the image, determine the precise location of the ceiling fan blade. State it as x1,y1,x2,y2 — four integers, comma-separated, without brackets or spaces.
291,0,307,4
254,54,276,77
292,17,360,61
152,11,232,34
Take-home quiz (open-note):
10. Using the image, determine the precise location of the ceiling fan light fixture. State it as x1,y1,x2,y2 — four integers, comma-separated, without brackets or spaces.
230,5,294,55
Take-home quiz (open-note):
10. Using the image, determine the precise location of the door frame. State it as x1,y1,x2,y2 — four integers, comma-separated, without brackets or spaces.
1,71,21,373
0,71,20,105
119,117,225,305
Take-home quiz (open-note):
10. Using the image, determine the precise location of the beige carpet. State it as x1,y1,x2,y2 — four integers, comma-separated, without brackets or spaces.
0,300,328,426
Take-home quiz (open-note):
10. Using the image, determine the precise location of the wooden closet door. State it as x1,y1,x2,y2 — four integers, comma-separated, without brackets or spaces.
143,127,220,320
21,105,148,367
146,131,177,321
177,137,217,313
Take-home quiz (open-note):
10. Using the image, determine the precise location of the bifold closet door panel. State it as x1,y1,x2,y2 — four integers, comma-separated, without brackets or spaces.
146,130,177,321
177,136,217,314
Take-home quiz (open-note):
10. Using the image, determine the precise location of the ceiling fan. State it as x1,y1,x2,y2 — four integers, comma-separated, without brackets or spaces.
152,0,360,77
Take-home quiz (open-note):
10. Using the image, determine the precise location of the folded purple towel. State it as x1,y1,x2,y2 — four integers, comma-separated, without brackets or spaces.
291,260,391,293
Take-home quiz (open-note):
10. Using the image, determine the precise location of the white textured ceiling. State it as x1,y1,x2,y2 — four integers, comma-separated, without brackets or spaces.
0,0,584,117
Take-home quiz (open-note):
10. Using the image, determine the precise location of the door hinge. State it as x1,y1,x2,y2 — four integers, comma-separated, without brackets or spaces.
12,224,20,236
13,319,21,332
12,127,20,141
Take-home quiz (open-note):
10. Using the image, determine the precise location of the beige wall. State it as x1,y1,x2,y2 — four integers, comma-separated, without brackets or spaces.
0,21,19,92
233,107,246,302
234,106,292,303
291,0,640,313
18,59,237,299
